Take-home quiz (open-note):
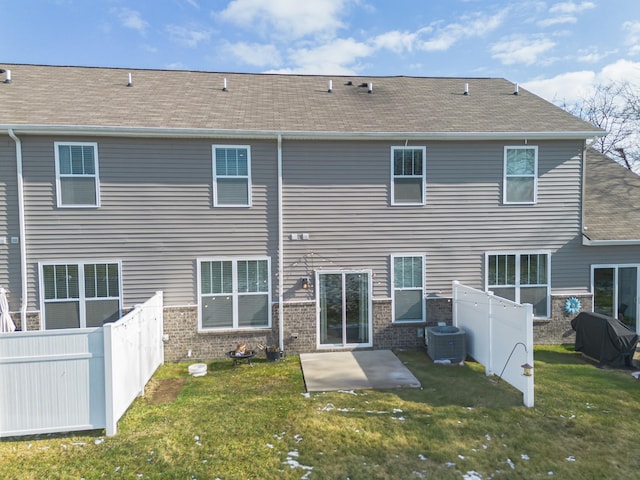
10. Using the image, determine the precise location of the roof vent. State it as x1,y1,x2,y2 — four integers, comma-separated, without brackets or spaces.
514,83,519,95
368,82,373,94
464,83,469,95
328,80,332,93
223,78,228,91
345,81,353,86
127,72,133,87
1,69,11,84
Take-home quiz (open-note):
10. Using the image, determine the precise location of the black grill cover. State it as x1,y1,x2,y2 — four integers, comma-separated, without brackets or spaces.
571,312,638,367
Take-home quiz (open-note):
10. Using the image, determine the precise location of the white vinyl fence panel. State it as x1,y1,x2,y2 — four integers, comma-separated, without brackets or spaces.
452,281,534,407
0,292,163,438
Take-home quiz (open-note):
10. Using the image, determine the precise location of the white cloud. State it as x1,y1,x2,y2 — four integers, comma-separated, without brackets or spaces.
575,48,616,63
166,25,212,48
217,0,351,40
373,29,426,53
228,42,282,67
113,8,149,35
549,1,596,14
537,15,577,27
270,37,373,75
523,59,640,104
624,21,640,54
491,35,556,65
417,10,507,52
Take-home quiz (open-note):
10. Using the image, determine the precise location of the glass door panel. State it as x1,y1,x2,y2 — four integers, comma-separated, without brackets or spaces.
345,273,369,344
594,268,615,317
618,267,637,329
318,271,371,347
319,273,343,345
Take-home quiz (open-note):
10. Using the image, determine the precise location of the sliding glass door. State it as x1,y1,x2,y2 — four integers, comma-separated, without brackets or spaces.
592,265,638,332
317,271,372,347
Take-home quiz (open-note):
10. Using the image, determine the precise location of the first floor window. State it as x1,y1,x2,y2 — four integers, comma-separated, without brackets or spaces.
504,146,537,204
213,145,251,206
55,142,100,207
392,255,425,322
40,261,121,329
198,257,271,330
486,252,549,317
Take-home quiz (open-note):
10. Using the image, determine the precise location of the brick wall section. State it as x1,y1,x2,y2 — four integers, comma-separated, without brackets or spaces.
534,294,593,344
10,311,41,331
162,305,281,362
372,299,426,349
426,298,453,325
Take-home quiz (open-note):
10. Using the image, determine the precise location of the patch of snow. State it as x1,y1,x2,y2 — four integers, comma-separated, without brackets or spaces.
301,392,310,398
458,454,466,460
266,443,274,449
521,454,530,460
418,454,427,461
94,438,104,445
485,434,492,441
548,472,554,476
506,458,515,469
566,456,576,462
294,434,303,443
463,471,483,480
413,471,426,478
338,390,358,395
391,416,406,421
444,462,456,467
393,408,403,413
319,403,335,411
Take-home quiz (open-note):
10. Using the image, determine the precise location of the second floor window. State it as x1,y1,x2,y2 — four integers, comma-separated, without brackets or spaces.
391,146,426,205
213,146,252,207
504,146,538,204
55,142,100,207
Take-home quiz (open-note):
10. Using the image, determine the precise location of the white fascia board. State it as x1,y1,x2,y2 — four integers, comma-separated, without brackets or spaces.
1,124,604,141
582,235,640,246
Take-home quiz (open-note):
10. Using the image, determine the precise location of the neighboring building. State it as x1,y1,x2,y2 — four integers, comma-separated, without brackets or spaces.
1,63,635,361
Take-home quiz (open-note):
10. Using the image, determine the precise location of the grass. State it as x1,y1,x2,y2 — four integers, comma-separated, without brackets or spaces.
1,345,639,479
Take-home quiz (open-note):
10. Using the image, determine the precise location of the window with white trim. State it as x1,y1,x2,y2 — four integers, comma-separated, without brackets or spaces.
392,255,425,322
213,146,252,206
198,258,271,330
40,261,121,329
486,252,550,317
503,146,538,204
55,142,100,207
391,146,426,205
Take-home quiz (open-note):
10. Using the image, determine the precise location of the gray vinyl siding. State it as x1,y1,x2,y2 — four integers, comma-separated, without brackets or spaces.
0,137,21,311
282,139,585,300
14,134,596,313
21,136,278,310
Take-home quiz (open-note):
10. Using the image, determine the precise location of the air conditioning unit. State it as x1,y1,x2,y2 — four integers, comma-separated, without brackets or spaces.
426,326,467,363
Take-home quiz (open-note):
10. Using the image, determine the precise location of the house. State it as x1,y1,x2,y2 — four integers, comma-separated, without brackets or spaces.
1,63,636,361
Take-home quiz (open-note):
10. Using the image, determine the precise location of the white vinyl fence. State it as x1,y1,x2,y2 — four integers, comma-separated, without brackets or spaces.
0,291,163,438
452,281,534,407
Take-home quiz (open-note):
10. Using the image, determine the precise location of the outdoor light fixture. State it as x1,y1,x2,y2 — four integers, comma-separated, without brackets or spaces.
521,362,533,377
301,278,310,289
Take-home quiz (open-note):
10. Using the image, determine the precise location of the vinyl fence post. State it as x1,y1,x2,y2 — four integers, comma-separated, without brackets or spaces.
103,323,117,436
523,303,535,408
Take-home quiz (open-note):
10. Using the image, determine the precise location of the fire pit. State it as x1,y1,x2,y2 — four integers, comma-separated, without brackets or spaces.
226,350,255,368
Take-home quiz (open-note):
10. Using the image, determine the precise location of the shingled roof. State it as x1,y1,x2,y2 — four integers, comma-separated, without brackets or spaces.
0,64,602,138
583,148,640,244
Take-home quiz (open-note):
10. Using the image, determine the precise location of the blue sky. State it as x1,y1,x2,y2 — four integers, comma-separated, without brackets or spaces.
1,0,639,104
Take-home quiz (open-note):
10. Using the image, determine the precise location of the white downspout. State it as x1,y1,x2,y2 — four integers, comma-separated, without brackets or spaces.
8,129,28,331
277,134,284,351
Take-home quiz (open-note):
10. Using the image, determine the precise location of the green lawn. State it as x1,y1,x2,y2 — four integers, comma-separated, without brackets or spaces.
1,345,639,479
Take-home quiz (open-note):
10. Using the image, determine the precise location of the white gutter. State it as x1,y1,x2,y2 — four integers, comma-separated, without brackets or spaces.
582,236,640,246
7,129,28,331
1,125,604,141
277,134,284,352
